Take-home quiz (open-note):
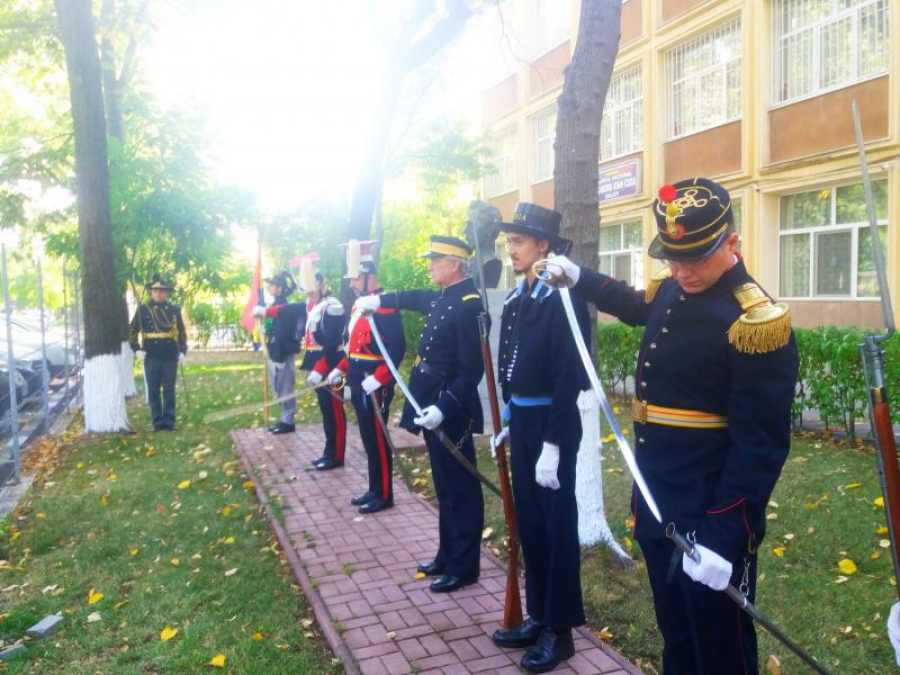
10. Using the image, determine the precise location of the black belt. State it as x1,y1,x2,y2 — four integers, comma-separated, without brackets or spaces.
416,360,448,381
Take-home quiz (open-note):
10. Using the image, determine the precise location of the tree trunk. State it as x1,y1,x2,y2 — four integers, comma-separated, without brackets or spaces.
55,0,129,432
553,0,625,556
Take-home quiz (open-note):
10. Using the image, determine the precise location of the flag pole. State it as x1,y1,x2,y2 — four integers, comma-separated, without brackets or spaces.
255,234,269,427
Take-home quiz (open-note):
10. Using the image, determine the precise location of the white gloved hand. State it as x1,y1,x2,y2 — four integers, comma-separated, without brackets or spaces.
362,375,382,395
888,602,900,666
414,405,444,431
682,543,733,591
252,305,266,318
545,255,581,286
535,442,560,489
326,368,344,387
307,371,324,386
135,350,146,362
490,427,509,460
355,295,381,313
178,353,186,365
343,385,352,401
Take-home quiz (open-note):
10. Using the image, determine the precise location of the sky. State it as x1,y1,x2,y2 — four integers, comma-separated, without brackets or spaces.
146,0,520,212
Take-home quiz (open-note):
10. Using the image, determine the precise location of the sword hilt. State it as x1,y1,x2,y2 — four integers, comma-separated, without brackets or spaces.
666,523,700,563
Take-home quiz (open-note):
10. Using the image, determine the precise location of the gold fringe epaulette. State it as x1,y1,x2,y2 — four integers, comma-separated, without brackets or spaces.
645,268,672,304
727,283,792,354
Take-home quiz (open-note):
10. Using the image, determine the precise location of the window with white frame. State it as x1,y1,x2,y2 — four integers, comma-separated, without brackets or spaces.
485,126,519,197
779,180,889,298
531,104,557,183
773,0,890,105
600,65,643,162
599,220,644,287
532,0,570,59
666,20,743,139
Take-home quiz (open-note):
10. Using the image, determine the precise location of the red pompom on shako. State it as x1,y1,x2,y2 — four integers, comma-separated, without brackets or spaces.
658,184,677,203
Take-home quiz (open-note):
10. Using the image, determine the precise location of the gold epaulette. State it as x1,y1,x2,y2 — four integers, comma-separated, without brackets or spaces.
645,268,672,304
462,294,481,302
727,283,792,354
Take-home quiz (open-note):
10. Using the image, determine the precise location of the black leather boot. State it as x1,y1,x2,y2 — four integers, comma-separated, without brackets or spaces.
520,627,575,674
416,562,444,577
358,497,393,514
492,617,545,649
350,491,375,506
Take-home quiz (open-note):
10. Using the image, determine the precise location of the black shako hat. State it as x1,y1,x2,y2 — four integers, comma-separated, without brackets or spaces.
648,177,734,261
263,271,297,295
499,202,571,255
422,235,473,260
145,274,174,292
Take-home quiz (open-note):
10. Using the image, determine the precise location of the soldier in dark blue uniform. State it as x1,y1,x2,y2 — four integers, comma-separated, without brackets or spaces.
357,235,486,593
129,275,187,431
327,241,406,514
489,204,589,674
252,272,305,434
549,177,800,674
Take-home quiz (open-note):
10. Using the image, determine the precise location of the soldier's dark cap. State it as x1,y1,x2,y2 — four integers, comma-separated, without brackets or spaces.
263,272,297,295
145,274,173,291
499,202,572,255
422,235,473,260
648,177,734,261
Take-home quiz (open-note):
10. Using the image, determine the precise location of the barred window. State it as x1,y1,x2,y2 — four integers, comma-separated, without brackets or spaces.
779,180,889,298
665,20,743,139
600,65,643,162
774,0,890,105
599,220,644,287
532,0,570,59
531,104,557,184
485,126,519,197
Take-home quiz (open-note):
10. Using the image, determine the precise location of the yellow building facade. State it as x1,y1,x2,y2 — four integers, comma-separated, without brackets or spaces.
481,0,899,328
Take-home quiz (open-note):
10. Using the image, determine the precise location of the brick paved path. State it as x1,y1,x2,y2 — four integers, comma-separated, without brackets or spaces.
233,424,642,675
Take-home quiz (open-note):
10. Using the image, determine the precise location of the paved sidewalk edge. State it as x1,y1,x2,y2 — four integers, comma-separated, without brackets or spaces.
233,432,362,675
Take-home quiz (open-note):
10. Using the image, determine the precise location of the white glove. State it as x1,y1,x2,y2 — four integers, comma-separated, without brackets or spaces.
326,368,344,387
535,442,560,490
135,350,146,362
343,385,352,401
490,427,509,460
355,295,381,313
362,375,382,395
414,405,444,431
178,353,186,365
682,543,732,591
889,602,900,666
252,305,266,318
307,371,323,386
545,255,581,286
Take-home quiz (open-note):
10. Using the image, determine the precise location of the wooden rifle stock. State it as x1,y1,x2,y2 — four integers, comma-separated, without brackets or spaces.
479,313,523,629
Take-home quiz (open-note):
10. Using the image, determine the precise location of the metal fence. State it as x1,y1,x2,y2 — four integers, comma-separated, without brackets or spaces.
1,243,84,487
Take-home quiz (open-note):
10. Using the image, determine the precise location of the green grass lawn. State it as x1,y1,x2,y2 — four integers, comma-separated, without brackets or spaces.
396,412,899,674
0,352,338,674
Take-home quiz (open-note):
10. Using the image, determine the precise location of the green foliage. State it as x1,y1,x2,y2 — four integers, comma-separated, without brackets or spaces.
597,323,644,398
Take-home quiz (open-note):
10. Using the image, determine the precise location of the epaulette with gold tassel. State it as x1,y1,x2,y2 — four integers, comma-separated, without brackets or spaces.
645,268,672,304
727,283,792,354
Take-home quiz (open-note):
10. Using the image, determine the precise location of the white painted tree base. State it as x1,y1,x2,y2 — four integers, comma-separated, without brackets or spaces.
120,341,137,397
575,390,632,563
84,352,129,432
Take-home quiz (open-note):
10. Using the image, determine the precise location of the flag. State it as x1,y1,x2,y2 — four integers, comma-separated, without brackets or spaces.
241,243,262,334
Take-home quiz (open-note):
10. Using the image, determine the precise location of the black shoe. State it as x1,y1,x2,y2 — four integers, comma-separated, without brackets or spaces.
315,458,344,471
492,618,545,649
417,562,444,577
350,491,375,506
271,423,296,434
358,497,393,514
268,424,280,433
520,627,574,674
311,456,325,466
429,574,475,594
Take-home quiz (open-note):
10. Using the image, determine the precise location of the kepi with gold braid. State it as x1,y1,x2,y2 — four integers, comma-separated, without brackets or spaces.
422,235,473,260
649,177,734,261
727,283,792,354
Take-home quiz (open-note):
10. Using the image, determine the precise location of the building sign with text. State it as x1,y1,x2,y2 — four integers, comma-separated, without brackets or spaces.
598,158,641,204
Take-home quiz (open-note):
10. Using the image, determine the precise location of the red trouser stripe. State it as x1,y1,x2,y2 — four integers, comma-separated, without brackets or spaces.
371,391,390,500
332,393,346,462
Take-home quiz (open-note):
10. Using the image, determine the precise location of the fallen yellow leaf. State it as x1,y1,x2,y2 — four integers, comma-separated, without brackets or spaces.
160,627,178,642
414,571,426,580
88,589,104,605
178,480,191,491
222,506,232,516
845,482,862,489
10,532,19,541
114,600,129,610
772,547,785,557
875,497,885,507
243,480,254,490
225,568,238,577
130,548,140,556
171,558,180,566
838,558,857,575
877,527,889,535
223,537,234,545
77,461,85,469
208,654,226,667
872,552,881,559
597,627,613,641
99,495,108,507
252,632,264,641
35,513,46,520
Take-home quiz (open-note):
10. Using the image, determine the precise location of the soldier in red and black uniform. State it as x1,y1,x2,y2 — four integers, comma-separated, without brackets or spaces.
327,241,405,514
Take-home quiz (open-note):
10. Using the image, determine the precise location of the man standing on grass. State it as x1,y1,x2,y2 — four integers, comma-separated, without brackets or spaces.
327,241,405,514
252,272,304,435
129,274,187,431
355,235,485,593
489,203,589,674
548,177,799,673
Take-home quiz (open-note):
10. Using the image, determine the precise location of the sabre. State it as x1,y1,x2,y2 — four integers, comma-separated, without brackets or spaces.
203,380,334,423
534,260,663,523
366,314,503,498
